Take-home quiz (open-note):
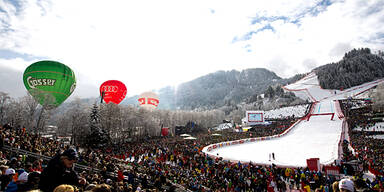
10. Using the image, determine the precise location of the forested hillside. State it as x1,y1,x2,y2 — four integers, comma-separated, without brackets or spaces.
315,48,384,90
175,68,281,109
123,48,384,110
122,69,306,110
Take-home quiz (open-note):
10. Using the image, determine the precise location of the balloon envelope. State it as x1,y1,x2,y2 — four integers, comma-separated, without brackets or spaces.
23,60,76,108
138,91,159,109
100,80,127,104
161,127,169,136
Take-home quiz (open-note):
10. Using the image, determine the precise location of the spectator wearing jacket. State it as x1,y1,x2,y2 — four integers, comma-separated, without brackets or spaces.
39,148,85,192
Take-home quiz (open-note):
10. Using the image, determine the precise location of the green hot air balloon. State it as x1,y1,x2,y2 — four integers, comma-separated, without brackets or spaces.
23,60,76,108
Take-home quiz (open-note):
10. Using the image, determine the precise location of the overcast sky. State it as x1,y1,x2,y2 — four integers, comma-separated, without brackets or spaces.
0,0,383,99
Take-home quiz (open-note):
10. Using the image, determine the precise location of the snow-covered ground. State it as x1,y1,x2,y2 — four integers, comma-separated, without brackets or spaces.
283,73,335,102
264,104,309,119
212,123,233,131
241,104,309,125
203,74,384,167
368,135,384,139
353,122,384,140
353,122,384,132
206,114,342,167
283,72,384,102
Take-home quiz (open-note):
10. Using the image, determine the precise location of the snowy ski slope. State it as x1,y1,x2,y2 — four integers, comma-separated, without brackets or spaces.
203,73,384,167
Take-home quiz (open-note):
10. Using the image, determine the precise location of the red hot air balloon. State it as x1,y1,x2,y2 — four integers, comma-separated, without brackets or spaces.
100,80,127,104
161,127,169,136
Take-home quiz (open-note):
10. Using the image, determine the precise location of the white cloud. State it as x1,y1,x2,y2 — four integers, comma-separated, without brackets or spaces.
0,58,30,71
0,0,383,98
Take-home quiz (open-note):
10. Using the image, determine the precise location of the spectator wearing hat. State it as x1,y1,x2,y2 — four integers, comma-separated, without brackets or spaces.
5,171,26,192
13,171,28,191
17,171,29,183
18,171,40,191
5,170,29,192
39,148,86,192
339,178,355,192
1,168,15,191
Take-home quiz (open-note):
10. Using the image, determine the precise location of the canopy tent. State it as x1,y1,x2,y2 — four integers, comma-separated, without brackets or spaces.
180,134,191,137
183,136,197,140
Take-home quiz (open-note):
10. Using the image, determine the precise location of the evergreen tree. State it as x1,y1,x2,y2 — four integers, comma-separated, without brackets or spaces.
275,86,284,97
265,86,275,98
316,48,384,89
86,103,109,148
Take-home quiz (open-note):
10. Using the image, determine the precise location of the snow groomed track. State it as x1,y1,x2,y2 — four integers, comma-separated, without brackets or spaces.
202,73,384,167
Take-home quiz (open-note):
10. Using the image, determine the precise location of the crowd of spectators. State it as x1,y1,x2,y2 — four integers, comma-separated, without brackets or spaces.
0,121,333,192
0,99,382,191
339,99,384,190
